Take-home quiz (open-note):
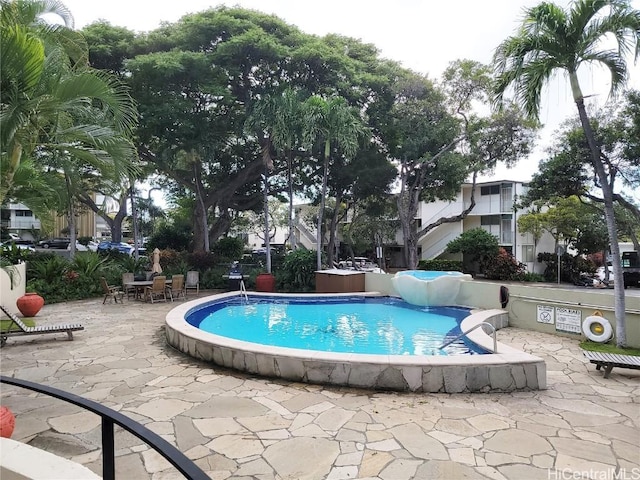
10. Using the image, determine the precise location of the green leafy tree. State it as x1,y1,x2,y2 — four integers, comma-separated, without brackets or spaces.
446,228,500,275
390,61,536,268
494,0,640,346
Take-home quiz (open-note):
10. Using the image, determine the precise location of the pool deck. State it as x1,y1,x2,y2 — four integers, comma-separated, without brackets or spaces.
1,294,638,479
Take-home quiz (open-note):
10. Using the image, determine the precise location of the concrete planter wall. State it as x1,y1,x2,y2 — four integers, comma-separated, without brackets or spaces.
0,263,26,318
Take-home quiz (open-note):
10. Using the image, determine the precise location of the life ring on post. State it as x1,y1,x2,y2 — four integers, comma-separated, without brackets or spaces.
582,311,613,343
499,286,509,308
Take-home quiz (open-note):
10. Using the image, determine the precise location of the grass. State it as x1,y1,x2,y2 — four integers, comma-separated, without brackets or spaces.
579,340,640,357
0,317,36,332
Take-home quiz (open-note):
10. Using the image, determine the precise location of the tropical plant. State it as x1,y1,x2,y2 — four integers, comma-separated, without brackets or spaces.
278,249,317,292
1,0,139,258
494,0,640,346
302,95,365,270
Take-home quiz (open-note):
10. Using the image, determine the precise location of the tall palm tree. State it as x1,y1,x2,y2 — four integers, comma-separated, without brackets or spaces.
303,96,364,270
248,87,304,273
494,0,640,347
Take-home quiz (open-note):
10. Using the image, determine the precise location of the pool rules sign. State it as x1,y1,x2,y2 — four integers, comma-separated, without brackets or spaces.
555,307,582,334
536,306,582,333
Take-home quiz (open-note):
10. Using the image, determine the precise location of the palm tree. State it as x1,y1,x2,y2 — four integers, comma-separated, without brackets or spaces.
1,0,139,257
494,0,640,347
303,96,364,270
249,88,304,250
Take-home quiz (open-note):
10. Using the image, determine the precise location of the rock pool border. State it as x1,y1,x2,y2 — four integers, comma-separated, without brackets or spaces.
165,292,546,393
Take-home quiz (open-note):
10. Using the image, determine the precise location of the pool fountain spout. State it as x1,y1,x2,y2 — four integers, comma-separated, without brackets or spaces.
391,270,472,307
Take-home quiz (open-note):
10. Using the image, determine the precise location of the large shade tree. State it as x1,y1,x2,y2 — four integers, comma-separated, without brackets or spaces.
494,0,640,346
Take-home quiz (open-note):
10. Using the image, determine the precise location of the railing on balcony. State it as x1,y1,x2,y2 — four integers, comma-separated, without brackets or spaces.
0,376,209,480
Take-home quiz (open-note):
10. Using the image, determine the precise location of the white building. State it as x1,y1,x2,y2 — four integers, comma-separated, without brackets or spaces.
411,180,555,272
293,180,556,272
1,203,41,240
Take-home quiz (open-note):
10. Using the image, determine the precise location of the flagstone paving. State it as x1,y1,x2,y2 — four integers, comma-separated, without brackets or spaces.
1,295,638,479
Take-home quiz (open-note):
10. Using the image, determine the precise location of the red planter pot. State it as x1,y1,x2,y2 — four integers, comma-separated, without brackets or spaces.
16,292,44,317
0,406,15,438
255,273,276,292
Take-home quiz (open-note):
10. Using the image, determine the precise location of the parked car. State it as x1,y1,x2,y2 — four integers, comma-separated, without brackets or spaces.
38,237,71,249
97,241,134,255
86,240,100,252
67,241,88,252
337,257,384,273
0,240,35,252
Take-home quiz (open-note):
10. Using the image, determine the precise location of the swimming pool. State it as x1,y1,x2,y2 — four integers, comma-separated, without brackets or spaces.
186,296,484,356
166,291,546,392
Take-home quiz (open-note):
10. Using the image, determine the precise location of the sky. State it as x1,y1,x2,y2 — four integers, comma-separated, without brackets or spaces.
61,0,640,185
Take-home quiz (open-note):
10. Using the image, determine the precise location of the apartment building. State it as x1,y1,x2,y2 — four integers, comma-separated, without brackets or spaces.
293,180,556,272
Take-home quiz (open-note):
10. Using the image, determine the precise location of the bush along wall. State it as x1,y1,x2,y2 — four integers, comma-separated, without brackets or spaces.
417,259,463,272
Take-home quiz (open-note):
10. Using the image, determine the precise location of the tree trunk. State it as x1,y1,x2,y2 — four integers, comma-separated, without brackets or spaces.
327,193,343,268
317,142,330,271
64,172,76,260
264,168,272,274
287,150,296,250
573,91,626,346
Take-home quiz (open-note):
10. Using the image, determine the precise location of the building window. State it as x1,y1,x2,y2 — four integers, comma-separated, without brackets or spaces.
522,245,535,263
15,210,33,217
480,185,500,196
480,215,499,226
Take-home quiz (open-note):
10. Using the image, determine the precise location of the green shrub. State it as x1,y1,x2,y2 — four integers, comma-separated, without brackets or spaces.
417,259,463,271
277,249,317,292
213,237,244,262
202,265,230,289
147,224,191,251
77,236,93,246
186,251,217,270
522,272,546,282
538,252,592,283
27,255,70,284
0,244,34,264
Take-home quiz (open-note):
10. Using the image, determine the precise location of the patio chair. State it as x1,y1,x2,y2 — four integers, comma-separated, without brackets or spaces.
0,305,84,347
122,272,136,300
167,274,185,301
186,271,199,297
101,277,124,304
145,275,168,303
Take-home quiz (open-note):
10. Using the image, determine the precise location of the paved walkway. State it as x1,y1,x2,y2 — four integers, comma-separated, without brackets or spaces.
1,295,638,480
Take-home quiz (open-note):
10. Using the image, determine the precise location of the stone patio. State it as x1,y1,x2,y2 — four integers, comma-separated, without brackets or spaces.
0,295,638,479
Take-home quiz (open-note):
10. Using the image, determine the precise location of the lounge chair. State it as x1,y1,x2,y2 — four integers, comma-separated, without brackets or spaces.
145,276,168,303
167,274,185,301
583,350,640,378
185,271,199,297
101,277,124,304
0,305,84,347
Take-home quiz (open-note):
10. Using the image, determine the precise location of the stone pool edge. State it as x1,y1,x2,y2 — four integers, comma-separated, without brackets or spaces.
165,292,546,393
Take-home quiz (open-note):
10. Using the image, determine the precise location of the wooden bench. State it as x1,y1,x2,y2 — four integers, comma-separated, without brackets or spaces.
582,350,640,378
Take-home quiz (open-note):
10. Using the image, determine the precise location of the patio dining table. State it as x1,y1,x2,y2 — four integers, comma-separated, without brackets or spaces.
124,279,172,302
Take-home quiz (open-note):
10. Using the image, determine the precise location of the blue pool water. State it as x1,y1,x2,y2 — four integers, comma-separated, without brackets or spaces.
186,296,485,356
395,270,466,280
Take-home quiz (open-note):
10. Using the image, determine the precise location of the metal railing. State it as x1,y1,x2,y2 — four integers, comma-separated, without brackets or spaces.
0,376,209,480
439,322,497,353
239,279,249,302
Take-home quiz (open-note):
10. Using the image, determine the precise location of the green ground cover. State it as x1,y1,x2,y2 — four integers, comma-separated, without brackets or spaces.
579,340,640,357
0,318,35,332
